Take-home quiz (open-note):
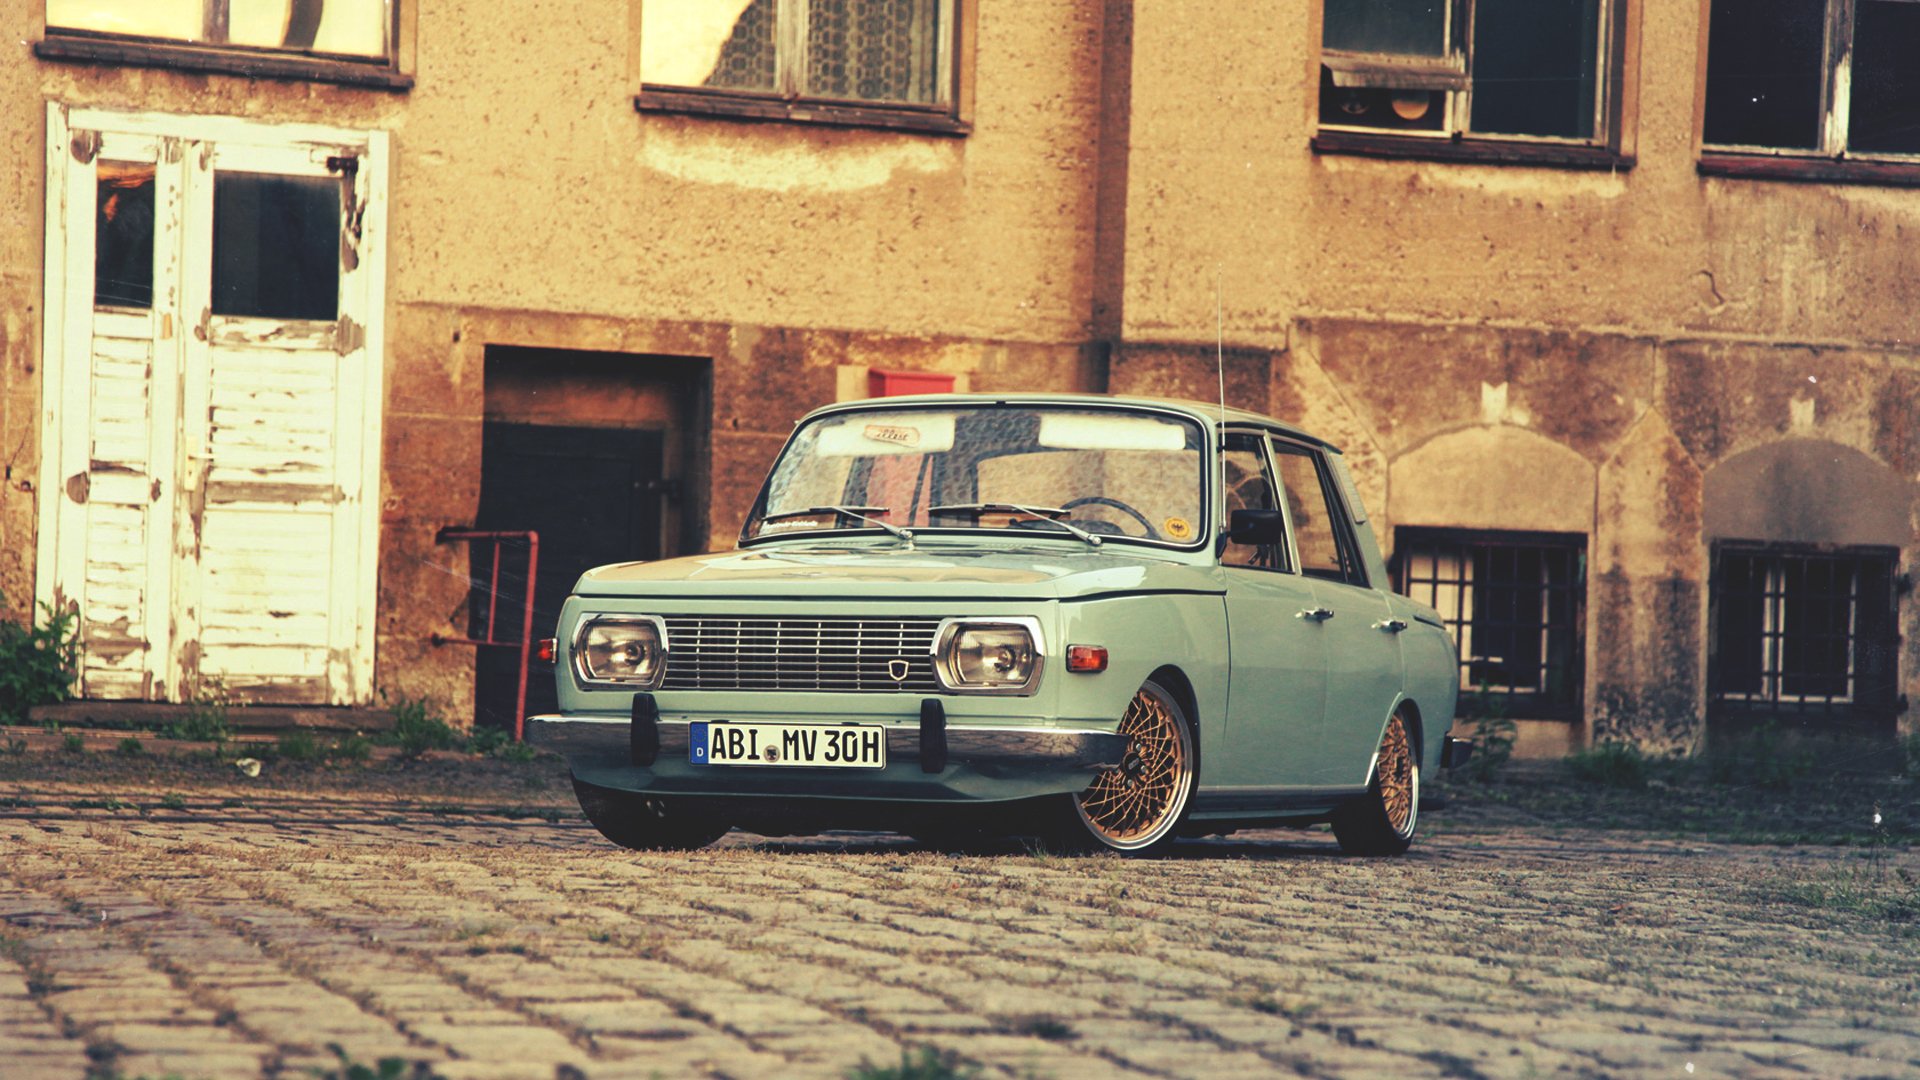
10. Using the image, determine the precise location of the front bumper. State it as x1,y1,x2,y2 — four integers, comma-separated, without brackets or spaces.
527,713,1128,773
529,693,1129,803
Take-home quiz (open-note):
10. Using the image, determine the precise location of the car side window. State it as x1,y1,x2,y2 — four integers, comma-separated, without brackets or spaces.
1221,433,1290,571
1272,441,1367,586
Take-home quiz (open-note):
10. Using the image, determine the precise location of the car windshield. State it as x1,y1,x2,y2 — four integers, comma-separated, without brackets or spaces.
743,405,1208,546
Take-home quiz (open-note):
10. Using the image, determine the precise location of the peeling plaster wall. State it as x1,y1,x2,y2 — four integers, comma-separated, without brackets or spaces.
1121,0,1920,751
1,0,1111,718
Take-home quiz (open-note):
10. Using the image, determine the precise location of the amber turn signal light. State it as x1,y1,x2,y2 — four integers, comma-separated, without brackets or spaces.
535,638,556,665
1065,645,1108,673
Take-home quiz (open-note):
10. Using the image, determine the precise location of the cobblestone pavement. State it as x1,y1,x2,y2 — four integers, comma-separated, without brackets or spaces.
1,774,1917,1080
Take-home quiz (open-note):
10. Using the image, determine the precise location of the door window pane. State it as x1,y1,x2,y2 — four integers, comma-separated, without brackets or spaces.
1468,0,1599,138
1702,0,1825,149
1221,435,1285,570
95,162,155,310
1272,445,1350,582
1324,0,1448,57
211,172,340,321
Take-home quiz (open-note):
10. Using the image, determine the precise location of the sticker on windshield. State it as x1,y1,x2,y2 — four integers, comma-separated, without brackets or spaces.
863,424,921,448
1164,517,1193,541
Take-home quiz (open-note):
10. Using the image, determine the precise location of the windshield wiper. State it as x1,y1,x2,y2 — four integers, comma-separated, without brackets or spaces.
927,503,1102,547
760,505,914,544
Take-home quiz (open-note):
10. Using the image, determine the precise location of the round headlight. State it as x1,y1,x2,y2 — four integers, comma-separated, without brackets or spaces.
577,618,666,686
937,622,1040,692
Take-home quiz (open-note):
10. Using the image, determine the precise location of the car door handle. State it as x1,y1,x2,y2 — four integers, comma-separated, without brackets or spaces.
1296,607,1334,622
1373,618,1409,633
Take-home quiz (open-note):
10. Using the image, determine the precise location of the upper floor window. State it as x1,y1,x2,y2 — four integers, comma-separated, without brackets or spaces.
1703,0,1920,161
638,0,965,133
47,0,390,58
1316,0,1626,165
40,1,407,87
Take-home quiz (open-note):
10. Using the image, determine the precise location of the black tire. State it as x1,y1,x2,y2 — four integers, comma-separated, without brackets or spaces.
1055,678,1197,855
571,772,730,851
1331,711,1419,856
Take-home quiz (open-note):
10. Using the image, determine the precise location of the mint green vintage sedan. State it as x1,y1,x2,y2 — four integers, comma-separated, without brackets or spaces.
527,394,1466,855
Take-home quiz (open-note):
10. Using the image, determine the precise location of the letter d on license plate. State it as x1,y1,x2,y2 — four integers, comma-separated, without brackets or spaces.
689,722,887,768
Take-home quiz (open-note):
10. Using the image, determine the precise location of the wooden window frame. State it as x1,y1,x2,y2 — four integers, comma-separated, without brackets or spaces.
631,0,974,136
1696,0,1920,186
1312,0,1638,171
34,1,414,90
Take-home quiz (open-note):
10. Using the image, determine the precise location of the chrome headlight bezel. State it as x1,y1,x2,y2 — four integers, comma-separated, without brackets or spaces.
931,616,1045,696
571,614,669,689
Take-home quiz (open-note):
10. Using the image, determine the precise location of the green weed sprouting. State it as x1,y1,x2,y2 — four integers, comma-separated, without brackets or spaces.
1565,741,1651,789
383,694,461,755
0,591,79,727
165,677,232,743
846,1046,982,1080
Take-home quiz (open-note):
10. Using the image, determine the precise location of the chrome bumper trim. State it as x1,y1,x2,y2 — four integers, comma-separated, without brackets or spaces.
526,714,1127,771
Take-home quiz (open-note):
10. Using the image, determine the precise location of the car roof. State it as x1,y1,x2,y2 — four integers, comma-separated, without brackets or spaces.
794,392,1341,453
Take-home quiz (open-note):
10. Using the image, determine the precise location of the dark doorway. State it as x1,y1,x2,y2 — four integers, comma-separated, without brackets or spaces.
473,348,709,731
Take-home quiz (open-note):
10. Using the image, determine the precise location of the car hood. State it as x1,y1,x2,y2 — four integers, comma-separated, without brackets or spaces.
572,541,1221,600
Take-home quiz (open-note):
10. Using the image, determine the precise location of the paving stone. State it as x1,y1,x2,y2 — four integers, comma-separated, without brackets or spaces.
3,763,1916,1080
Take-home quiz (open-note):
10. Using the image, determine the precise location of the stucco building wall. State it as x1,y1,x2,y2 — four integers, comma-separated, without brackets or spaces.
1,0,1913,751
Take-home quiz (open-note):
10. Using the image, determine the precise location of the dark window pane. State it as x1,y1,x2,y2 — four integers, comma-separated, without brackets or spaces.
1324,0,1448,56
705,0,778,92
1779,559,1851,698
1715,553,1766,695
806,0,940,103
1468,0,1600,138
211,172,340,321
1702,0,1825,149
95,162,154,310
1849,1,1920,154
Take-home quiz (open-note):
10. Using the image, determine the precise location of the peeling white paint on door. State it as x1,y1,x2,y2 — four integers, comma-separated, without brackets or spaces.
38,106,388,706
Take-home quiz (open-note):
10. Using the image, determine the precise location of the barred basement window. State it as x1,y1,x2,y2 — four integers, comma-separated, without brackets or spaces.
1709,544,1900,732
1395,528,1586,721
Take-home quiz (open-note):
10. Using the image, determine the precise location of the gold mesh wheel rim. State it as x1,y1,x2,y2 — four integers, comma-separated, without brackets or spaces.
1378,714,1416,836
1076,685,1191,849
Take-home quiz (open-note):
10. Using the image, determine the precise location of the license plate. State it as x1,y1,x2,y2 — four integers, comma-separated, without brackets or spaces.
689,722,887,769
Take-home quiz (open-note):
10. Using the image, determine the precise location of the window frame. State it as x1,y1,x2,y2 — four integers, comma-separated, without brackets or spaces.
1697,0,1920,185
634,0,973,136
34,0,412,90
1271,438,1371,589
1218,429,1295,574
1706,540,1902,737
1392,526,1588,722
1312,0,1637,171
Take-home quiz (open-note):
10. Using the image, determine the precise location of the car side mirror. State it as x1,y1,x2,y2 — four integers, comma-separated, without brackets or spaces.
1227,508,1286,546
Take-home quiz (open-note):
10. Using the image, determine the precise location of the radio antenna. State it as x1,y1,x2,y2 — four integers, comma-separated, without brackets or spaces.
1215,265,1228,429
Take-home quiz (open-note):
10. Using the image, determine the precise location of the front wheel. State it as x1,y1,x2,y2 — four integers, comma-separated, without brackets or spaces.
1331,712,1419,856
1058,679,1196,854
571,773,730,851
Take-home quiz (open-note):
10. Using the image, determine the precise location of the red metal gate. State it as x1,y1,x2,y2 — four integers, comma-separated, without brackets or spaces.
433,528,540,740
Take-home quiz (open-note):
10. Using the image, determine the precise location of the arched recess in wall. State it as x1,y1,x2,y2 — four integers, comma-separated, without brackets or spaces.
1702,440,1913,547
1387,427,1596,537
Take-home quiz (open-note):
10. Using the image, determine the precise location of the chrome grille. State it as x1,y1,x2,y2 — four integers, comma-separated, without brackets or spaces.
662,617,942,692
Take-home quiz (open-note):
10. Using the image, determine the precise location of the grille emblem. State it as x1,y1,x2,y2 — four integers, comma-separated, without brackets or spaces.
887,659,912,682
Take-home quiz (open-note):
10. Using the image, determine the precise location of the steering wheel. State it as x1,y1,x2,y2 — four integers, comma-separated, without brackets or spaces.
1061,495,1159,539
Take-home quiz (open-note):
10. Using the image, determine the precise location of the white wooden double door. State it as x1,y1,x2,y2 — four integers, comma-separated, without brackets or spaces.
38,107,388,706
